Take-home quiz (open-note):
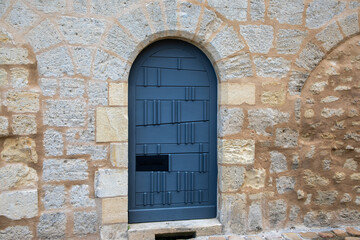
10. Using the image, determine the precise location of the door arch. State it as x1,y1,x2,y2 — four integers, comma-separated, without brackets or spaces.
128,39,217,223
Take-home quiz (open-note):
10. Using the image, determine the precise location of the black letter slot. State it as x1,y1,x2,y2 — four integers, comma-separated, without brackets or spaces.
136,155,169,171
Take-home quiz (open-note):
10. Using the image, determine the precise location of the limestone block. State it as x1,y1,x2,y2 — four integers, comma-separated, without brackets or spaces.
0,189,38,220
268,0,304,25
29,0,66,13
334,85,351,91
289,205,300,222
90,0,139,15
248,202,262,231
42,159,88,182
164,0,177,31
315,190,338,205
26,20,61,52
275,128,298,148
344,158,358,171
6,91,39,113
93,49,127,81
261,89,286,106
218,107,244,137
1,137,38,163
240,25,274,54
209,26,244,60
96,107,128,142
179,2,201,37
59,78,85,98
58,17,105,45
37,212,66,239
306,0,346,29
220,193,247,234
95,169,128,197
12,115,37,135
321,108,344,118
37,47,74,77
250,0,265,21
102,197,128,224
220,83,255,105
0,116,9,136
0,226,33,240
208,0,247,21
268,199,287,227
277,29,306,54
295,98,301,123
42,185,65,209
44,99,86,127
146,2,165,33
88,81,108,106
6,2,39,30
109,82,127,106
118,8,151,42
270,151,288,173
44,129,63,156
339,13,359,36
0,47,33,65
304,211,333,227
100,223,128,240
310,81,328,94
73,0,87,13
0,68,8,86
276,176,295,194
288,71,309,95
71,47,92,76
67,144,108,160
71,185,96,208
196,8,223,43
0,164,38,191
244,168,265,189
316,22,343,51
110,143,128,168
303,169,329,187
74,211,98,235
218,139,255,165
219,165,245,192
10,68,28,89
248,109,289,136
296,43,325,71
217,53,253,81
40,78,57,96
254,57,290,78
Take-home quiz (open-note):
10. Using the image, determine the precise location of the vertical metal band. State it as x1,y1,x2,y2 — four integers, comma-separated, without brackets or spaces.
177,171,181,192
157,68,161,87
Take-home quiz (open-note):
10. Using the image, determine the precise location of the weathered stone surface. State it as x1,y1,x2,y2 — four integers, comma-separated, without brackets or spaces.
197,8,223,43
40,78,57,97
66,109,95,143
37,47,74,77
88,81,108,106
26,20,61,52
95,169,127,197
316,22,343,51
334,85,351,91
67,144,108,160
210,26,244,60
0,47,33,65
248,108,289,136
240,25,273,53
310,81,328,94
118,8,151,42
71,185,95,208
12,114,36,135
250,0,265,21
306,0,346,29
0,164,37,191
220,83,255,105
10,68,28,89
217,53,253,80
269,199,287,227
333,172,346,183
218,139,255,165
315,190,338,205
270,151,288,173
0,68,8,86
59,78,84,98
0,189,38,220
0,116,8,136
1,137,38,163
44,129,63,156
58,17,105,45
42,185,65,210
338,209,360,224
163,0,177,31
268,0,304,25
6,2,39,30
110,143,128,168
44,99,86,127
296,43,325,71
43,159,88,182
93,49,127,81
244,168,265,189
100,223,128,240
37,212,66,239
220,166,245,192
289,205,300,221
351,173,360,181
109,82,127,106
102,197,128,224
275,128,298,148
73,0,87,13
6,91,39,113
321,108,344,118
303,169,329,187
96,107,128,142
146,2,165,34
249,202,262,231
261,89,286,106
277,29,306,54
218,107,244,137
344,158,358,171
208,0,247,21
304,211,332,227
276,176,295,194
321,96,339,103
0,226,33,240
90,0,139,15
29,0,66,13
179,2,201,37
220,193,247,234
254,57,290,78
71,47,92,77
0,0,9,18
339,13,359,36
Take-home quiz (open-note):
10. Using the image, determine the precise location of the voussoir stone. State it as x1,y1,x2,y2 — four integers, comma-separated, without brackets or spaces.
268,0,304,25
0,189,38,220
93,49,127,81
26,20,61,52
1,137,38,163
240,25,274,54
37,46,74,77
296,43,325,71
277,29,306,54
339,13,360,37
218,139,255,165
117,8,152,42
179,2,201,37
146,2,165,34
316,22,343,51
208,0,247,21
306,0,346,29
197,8,223,43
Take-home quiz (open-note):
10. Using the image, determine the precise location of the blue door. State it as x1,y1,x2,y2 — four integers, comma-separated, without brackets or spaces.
129,40,217,223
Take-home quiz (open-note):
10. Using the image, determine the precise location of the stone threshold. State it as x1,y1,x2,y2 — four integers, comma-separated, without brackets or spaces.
127,218,222,240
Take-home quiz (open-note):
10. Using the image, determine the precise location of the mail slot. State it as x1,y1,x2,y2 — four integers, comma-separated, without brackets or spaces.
136,155,169,171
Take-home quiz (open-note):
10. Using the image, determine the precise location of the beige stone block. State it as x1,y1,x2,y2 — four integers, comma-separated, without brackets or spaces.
0,47,33,65
96,107,128,142
110,143,128,168
244,168,265,189
0,68,8,87
220,83,255,105
261,90,285,105
109,82,127,106
6,91,39,113
0,163,38,191
1,137,38,163
102,197,128,224
218,139,255,165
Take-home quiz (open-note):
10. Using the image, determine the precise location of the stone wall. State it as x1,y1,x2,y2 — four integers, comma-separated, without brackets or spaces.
0,0,359,239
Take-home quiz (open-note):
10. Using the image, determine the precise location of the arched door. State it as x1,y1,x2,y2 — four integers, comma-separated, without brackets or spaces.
128,40,217,223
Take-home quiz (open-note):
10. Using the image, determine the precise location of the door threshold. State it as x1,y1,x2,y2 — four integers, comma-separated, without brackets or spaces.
128,218,222,240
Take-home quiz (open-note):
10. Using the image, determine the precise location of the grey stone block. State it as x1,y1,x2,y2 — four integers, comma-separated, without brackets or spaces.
40,78,58,97
210,26,244,60
276,176,296,194
306,0,345,29
43,159,88,182
70,185,95,208
248,202,262,231
254,57,290,78
339,13,359,36
218,107,244,137
240,25,274,53
6,2,39,30
59,78,85,98
37,47,74,77
248,108,289,136
270,151,288,173
27,20,61,52
275,128,298,148
74,211,98,235
277,29,306,54
29,0,66,13
37,212,66,239
67,144,108,160
42,185,65,210
88,81,108,106
316,22,343,51
268,0,304,25
93,49,127,81
288,71,309,95
44,99,86,127
0,226,33,240
71,47,92,77
250,0,265,21
44,129,63,156
118,8,151,42
268,199,287,227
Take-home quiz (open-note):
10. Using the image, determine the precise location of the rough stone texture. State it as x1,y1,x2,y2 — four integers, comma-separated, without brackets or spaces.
321,96,339,103
249,202,262,231
93,49,127,81
58,17,105,45
268,0,304,25
0,68,8,86
88,81,108,106
275,128,298,148
1,137,38,163
210,26,244,60
306,0,346,29
244,168,265,189
29,0,66,13
6,91,39,113
220,166,245,192
270,151,288,173
220,83,255,105
71,185,95,207
90,0,139,16
250,0,265,21
261,89,286,106
269,199,287,227
12,114,36,135
315,190,338,205
44,129,63,156
316,22,343,51
217,53,253,80
179,2,201,37
0,116,9,136
240,25,274,54
6,2,39,30
0,47,33,65
296,43,325,71
303,169,330,187
220,193,247,234
44,99,86,127
95,169,128,197
74,211,98,235
218,107,244,137
0,226,33,240
109,82,127,106
40,78,57,97
73,0,87,13
208,0,247,21
67,144,108,160
26,20,61,52
339,13,359,36
197,8,223,43
277,29,306,54
289,205,300,222
59,78,85,98
42,185,65,210
248,109,289,136
309,81,328,94
304,211,332,227
0,0,9,18
71,47,92,77
344,158,358,171
118,8,151,42
321,108,344,118
96,107,128,142
146,2,165,34
254,57,290,78
43,159,88,182
37,47,74,77
110,143,128,168
218,139,255,165
0,164,37,191
100,223,128,240
102,197,128,224
37,212,66,240
0,189,38,220
163,0,177,31
276,176,296,194
10,68,28,89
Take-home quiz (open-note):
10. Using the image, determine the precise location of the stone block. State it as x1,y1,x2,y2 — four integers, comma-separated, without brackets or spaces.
100,223,128,240
275,128,298,148
270,151,288,173
37,46,74,77
244,168,265,189
240,25,274,53
218,107,244,137
26,20,61,52
179,2,201,37
220,193,247,234
217,53,253,81
248,202,262,231
44,99,86,127
59,78,85,98
310,81,328,94
339,13,359,36
10,68,28,89
109,82,127,106
0,189,38,220
321,108,344,118
209,26,244,60
268,0,304,25
248,108,289,136
118,8,151,42
277,29,306,54
288,71,309,95
6,2,39,30
218,139,255,165
219,165,245,192
29,0,66,13
164,0,177,31
42,159,88,182
0,226,33,240
296,43,325,71
73,0,87,13
1,137,38,163
93,49,127,81
40,78,57,96
268,199,287,227
250,0,265,21
0,68,8,86
289,205,300,221
88,81,108,106
71,185,95,208
0,163,37,191
0,116,9,136
315,190,338,205
0,1,9,18
344,158,358,170
44,129,63,156
6,91,39,113
0,47,33,65
254,57,290,78
316,22,343,51
96,107,128,142
67,144,108,160
42,185,65,210
90,0,138,15
95,169,128,197
37,212,66,239
276,176,295,194
12,115,36,135
110,143,128,168
146,2,165,34
304,211,332,227
74,211,98,235
261,89,286,106
196,8,223,43
208,0,247,21
102,197,128,224
220,83,255,105
71,47,92,76
306,0,346,29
